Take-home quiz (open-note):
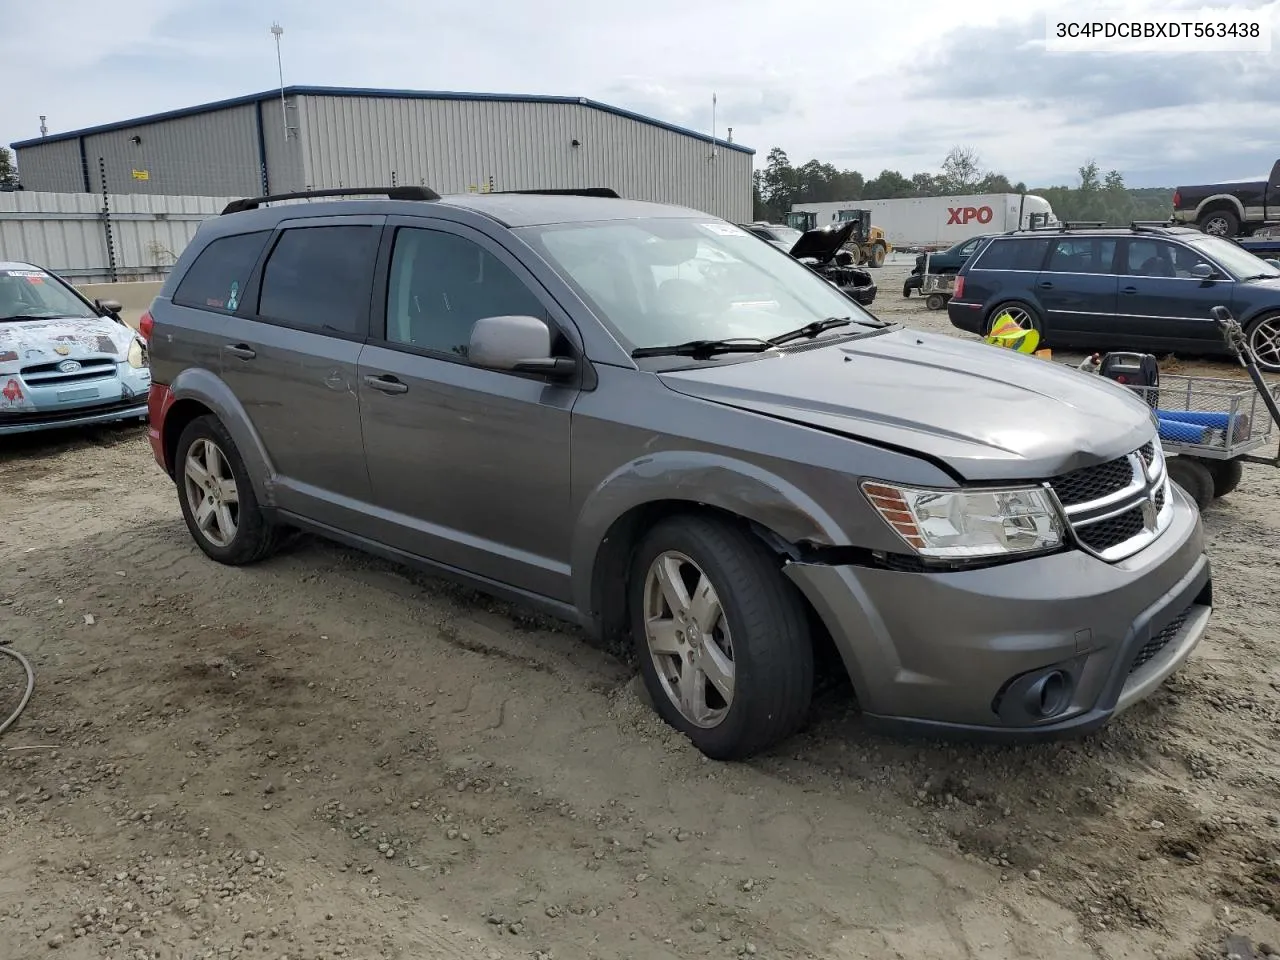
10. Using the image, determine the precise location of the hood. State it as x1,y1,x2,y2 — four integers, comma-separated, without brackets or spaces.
0,315,136,371
788,220,857,263
658,328,1156,482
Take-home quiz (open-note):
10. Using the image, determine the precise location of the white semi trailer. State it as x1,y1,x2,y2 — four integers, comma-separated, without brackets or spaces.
789,193,1060,251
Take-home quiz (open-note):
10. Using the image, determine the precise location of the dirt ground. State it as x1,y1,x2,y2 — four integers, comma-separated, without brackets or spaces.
3,262,1279,960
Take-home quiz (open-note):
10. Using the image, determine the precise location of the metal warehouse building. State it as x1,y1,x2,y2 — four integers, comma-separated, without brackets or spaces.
10,85,754,222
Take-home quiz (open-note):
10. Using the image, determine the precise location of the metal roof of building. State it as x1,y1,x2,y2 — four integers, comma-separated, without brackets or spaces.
10,85,754,155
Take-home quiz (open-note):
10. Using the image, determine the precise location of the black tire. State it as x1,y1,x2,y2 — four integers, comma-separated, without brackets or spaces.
1167,456,1215,511
1197,208,1239,238
984,300,1045,343
175,415,283,565
1206,458,1244,499
926,293,946,311
869,243,887,268
902,283,913,298
628,516,814,761
1244,312,1280,373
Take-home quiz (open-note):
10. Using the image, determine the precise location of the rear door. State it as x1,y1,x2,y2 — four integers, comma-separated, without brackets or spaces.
1113,237,1232,349
218,215,384,529
1035,236,1120,345
356,217,579,601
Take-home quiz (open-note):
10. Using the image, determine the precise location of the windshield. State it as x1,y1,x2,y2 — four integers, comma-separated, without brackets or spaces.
0,268,97,320
517,217,880,352
1187,236,1280,280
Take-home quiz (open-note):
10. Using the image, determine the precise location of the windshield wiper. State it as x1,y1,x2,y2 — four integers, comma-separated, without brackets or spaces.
768,316,854,345
631,338,774,359
1241,273,1278,282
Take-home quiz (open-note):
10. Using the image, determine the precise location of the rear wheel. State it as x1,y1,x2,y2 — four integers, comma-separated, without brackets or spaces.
985,301,1044,341
175,415,283,565
1206,458,1244,498
1197,209,1239,237
1167,456,1215,511
628,516,814,761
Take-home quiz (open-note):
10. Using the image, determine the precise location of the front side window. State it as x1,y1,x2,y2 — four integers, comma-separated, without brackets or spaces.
384,227,547,357
172,230,272,314
516,217,879,352
256,225,380,336
0,267,97,321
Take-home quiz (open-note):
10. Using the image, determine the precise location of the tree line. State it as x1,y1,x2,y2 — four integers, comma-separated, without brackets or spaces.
752,145,1174,226
0,148,19,189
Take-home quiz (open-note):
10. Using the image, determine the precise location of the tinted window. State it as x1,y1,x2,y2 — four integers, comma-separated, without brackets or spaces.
385,227,546,358
256,226,380,336
1043,237,1117,274
173,230,271,312
1123,238,1212,278
972,237,1050,271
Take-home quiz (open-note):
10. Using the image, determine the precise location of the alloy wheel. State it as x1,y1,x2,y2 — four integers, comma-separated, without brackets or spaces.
642,551,735,728
1248,316,1280,371
183,438,240,548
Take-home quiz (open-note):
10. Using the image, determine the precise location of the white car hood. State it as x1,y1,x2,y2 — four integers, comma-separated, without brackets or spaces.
0,315,136,372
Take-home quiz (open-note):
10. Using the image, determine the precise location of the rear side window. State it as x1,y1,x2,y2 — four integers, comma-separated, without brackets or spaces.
972,237,1050,271
1043,237,1118,274
172,230,271,312
256,225,381,337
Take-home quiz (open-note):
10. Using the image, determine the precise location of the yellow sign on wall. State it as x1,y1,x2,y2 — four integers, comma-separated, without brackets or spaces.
132,169,150,181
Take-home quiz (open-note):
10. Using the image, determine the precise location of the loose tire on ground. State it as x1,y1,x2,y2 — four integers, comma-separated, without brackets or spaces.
175,415,284,565
1205,457,1244,499
628,515,814,761
1167,456,1215,511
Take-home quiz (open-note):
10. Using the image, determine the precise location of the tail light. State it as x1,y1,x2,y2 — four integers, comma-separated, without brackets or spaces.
953,275,965,298
1172,190,1181,208
138,310,154,342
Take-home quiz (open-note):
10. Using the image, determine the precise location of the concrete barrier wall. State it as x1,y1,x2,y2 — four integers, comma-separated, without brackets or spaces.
75,280,162,332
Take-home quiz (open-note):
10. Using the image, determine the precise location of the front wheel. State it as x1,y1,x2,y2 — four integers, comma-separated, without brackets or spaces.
175,415,283,565
868,243,887,268
1245,312,1280,372
628,516,814,761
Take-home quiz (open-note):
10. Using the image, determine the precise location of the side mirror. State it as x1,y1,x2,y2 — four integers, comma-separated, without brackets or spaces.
1190,263,1215,280
97,298,123,315
468,314,576,377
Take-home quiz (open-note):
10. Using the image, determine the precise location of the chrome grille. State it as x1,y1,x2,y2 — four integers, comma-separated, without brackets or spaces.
22,357,118,386
1129,607,1190,674
1048,439,1171,562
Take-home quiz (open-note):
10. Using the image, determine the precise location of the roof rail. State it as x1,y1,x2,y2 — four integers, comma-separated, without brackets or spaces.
494,187,621,198
1057,220,1108,231
221,186,440,215
1130,220,1175,232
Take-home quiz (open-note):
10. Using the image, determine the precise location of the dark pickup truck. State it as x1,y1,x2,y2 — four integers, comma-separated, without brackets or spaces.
1172,159,1280,237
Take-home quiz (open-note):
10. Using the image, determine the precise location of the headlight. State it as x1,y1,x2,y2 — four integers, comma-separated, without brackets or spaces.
127,337,148,369
862,481,1064,559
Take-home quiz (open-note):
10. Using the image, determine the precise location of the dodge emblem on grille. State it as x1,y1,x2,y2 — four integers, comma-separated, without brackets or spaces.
1141,493,1158,531
57,359,82,374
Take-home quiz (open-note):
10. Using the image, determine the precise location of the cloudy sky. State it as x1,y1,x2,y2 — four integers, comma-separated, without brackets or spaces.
4,0,1278,189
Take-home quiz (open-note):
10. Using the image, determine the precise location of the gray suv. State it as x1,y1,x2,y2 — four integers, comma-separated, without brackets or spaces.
143,186,1213,760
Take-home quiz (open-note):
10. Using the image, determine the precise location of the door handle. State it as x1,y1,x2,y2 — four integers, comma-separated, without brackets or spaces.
1121,286,1138,295
225,343,256,360
363,374,408,395
1037,281,1053,289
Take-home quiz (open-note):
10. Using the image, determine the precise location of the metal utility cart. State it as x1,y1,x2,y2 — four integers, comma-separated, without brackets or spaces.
919,272,956,311
1123,306,1280,508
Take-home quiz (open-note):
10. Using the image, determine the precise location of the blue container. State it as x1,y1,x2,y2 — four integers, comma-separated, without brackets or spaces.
1157,416,1210,444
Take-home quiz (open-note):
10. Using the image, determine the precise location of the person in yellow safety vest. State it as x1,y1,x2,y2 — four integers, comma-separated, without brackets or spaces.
983,311,1041,354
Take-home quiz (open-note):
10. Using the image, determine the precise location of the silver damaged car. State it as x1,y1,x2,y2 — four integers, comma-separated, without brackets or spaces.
0,261,150,435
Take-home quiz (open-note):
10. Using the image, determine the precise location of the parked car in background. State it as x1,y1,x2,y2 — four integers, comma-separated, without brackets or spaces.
146,187,1209,761
902,234,993,297
740,220,877,305
0,261,151,435
948,224,1280,369
1171,159,1280,237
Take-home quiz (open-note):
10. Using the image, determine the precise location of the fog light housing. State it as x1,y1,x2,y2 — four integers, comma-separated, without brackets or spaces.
992,661,1080,725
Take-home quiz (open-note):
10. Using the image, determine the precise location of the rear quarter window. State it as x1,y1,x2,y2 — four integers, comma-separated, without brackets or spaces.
971,237,1051,271
172,230,272,313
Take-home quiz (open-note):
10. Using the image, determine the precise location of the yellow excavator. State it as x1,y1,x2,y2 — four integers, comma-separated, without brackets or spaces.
785,209,892,268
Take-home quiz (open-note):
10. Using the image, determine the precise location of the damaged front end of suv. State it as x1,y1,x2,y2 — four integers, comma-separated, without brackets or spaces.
789,221,878,306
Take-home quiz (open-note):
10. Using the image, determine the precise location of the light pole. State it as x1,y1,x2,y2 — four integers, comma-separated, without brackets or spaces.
271,22,288,141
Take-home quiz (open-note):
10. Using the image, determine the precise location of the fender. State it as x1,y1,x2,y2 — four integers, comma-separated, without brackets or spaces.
166,365,278,507
1194,194,1247,221
569,449,851,617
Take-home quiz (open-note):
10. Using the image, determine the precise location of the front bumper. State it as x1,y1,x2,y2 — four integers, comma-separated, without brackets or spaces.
783,484,1211,740
0,397,149,435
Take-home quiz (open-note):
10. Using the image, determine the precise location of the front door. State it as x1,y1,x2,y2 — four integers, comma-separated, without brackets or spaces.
217,216,384,528
1035,236,1120,346
1113,238,1232,350
357,219,579,602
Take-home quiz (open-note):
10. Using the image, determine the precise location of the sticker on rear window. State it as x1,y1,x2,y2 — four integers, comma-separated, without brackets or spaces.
699,223,747,237
3,270,45,279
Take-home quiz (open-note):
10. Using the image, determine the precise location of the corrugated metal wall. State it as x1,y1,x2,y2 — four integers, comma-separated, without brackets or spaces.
11,139,85,193
0,191,235,283
76,106,264,198
297,95,753,222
